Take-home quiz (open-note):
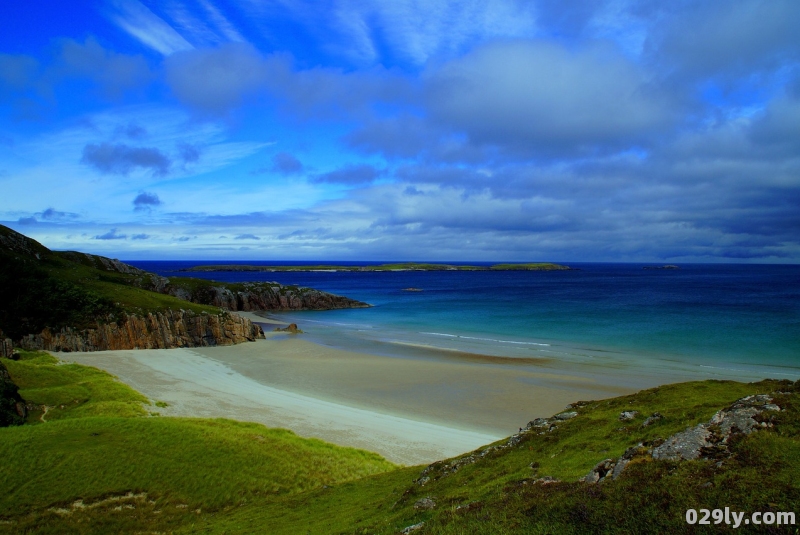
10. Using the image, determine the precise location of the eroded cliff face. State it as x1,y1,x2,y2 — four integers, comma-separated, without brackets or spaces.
164,282,370,311
18,310,264,352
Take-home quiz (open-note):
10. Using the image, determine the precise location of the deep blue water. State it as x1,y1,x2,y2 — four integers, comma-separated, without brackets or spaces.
128,261,800,377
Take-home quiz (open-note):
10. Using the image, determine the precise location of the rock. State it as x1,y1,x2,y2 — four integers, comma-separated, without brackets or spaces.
533,476,560,485
274,323,302,334
401,522,425,534
641,412,663,427
652,394,780,461
584,443,645,483
554,411,578,420
652,424,711,461
527,417,550,428
583,459,616,483
402,287,423,292
414,497,436,510
17,311,264,352
619,410,639,421
0,360,26,426
0,337,14,359
162,282,370,312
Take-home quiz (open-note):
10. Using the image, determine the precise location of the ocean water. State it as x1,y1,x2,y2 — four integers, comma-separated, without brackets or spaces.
129,261,800,380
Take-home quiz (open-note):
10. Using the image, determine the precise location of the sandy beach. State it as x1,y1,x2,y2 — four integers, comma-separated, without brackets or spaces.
58,312,750,466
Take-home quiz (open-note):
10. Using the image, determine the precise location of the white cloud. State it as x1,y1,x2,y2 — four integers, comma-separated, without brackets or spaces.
107,0,194,55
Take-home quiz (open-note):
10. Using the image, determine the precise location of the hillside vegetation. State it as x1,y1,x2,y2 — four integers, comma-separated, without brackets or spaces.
1,350,797,533
0,225,365,344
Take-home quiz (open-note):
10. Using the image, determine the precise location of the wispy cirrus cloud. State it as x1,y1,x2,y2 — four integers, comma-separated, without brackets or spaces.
106,0,193,55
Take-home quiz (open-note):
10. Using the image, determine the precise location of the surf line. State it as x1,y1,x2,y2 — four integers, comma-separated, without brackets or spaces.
419,332,551,347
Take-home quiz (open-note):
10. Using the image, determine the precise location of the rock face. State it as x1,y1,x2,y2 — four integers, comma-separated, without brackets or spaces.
17,310,264,352
652,394,780,461
0,360,26,426
162,282,370,312
0,337,14,359
584,393,784,483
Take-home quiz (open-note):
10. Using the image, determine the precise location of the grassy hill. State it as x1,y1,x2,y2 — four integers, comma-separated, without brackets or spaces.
0,225,364,345
0,225,223,341
1,349,797,533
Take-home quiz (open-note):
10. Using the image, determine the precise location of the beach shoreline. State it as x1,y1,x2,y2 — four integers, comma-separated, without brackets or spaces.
56,310,793,466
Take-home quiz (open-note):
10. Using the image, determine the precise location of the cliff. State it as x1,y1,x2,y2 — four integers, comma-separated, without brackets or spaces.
0,224,368,351
17,310,264,352
163,281,370,311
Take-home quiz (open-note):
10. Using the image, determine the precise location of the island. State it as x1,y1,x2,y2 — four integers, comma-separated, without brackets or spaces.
179,262,573,272
643,264,680,270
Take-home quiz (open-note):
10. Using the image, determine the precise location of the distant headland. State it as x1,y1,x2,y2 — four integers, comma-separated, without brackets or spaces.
179,262,573,273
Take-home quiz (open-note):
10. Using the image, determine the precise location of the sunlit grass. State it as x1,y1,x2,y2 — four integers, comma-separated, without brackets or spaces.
1,351,797,534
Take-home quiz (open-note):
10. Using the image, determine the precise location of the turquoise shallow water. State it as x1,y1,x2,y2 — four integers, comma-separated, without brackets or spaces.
131,262,800,380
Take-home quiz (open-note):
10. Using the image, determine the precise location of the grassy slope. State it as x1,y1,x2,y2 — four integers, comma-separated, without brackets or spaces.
188,379,800,534
0,351,396,534
0,225,218,340
1,351,798,533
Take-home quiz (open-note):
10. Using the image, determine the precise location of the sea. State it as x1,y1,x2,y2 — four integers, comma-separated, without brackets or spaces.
127,261,800,381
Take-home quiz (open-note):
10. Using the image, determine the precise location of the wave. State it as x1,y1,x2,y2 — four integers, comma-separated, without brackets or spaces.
419,331,550,347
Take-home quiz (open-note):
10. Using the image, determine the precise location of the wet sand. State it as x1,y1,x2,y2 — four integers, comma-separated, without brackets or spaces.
58,313,725,465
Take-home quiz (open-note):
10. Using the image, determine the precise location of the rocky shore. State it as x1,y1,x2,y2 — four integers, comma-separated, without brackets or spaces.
161,281,370,311
17,310,264,353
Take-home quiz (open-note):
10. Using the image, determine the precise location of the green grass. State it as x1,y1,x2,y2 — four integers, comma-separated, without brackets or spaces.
0,351,396,533
3,349,149,422
1,349,798,534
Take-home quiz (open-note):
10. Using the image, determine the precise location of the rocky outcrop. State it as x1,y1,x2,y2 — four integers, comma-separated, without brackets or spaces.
17,310,264,352
163,282,370,311
583,393,784,483
0,360,26,426
1,337,14,359
652,394,780,461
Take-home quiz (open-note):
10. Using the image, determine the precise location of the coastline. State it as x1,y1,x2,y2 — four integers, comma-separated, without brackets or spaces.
52,313,756,466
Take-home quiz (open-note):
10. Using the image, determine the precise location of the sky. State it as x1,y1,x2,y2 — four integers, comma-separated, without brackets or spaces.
1,1,799,262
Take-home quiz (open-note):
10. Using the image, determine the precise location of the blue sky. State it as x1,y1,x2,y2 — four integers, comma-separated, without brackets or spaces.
1,0,799,261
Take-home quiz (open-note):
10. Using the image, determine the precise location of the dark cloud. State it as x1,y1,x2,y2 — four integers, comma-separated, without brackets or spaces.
81,143,171,176
649,0,800,82
345,115,443,160
164,42,409,117
59,37,152,97
94,228,127,240
17,216,37,225
234,234,260,240
0,53,39,91
35,208,79,221
177,142,201,164
133,192,163,211
312,164,381,185
165,43,273,114
114,122,146,139
131,233,150,240
270,152,304,174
